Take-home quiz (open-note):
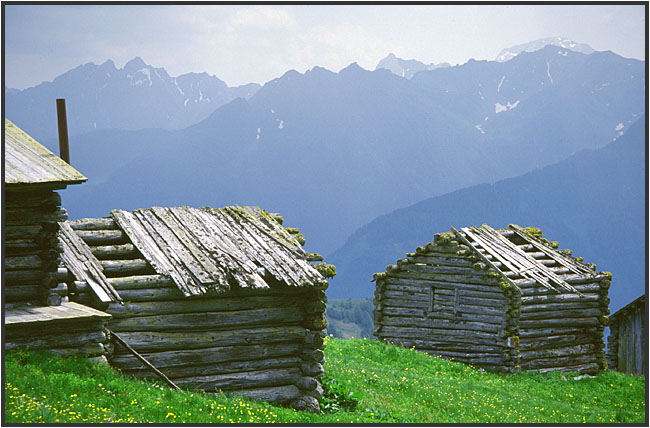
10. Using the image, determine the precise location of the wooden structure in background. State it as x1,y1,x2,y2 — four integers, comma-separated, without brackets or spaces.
606,294,646,376
4,119,111,361
373,224,610,374
60,205,332,411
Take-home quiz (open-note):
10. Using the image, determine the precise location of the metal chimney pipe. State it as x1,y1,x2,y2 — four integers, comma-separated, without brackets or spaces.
56,98,70,164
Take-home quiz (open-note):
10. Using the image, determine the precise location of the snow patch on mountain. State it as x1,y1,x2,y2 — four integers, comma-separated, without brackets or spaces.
496,36,594,62
546,62,554,85
495,100,520,114
128,68,152,86
497,76,506,92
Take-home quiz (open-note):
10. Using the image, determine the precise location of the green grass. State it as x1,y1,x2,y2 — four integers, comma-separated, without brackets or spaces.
327,318,364,338
4,338,646,423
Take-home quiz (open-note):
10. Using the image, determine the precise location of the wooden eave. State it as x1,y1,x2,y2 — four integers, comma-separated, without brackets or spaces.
4,119,87,187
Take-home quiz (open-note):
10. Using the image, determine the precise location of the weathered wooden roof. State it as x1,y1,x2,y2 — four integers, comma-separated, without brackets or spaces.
609,294,646,322
375,223,600,295
109,205,326,296
59,221,122,303
453,224,598,294
4,119,86,187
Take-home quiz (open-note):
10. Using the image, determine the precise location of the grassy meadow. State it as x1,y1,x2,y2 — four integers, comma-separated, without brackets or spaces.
4,337,646,424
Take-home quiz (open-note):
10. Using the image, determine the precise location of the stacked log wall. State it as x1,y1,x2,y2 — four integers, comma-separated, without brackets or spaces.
5,307,111,363
67,217,327,411
502,231,610,375
373,235,515,372
5,188,69,306
606,297,646,376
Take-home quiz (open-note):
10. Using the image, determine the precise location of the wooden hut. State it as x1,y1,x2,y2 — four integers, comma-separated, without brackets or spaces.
59,205,332,411
4,119,111,361
373,224,610,374
606,294,646,376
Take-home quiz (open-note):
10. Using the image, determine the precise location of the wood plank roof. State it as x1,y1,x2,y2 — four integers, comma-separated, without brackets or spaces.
109,205,326,296
4,302,111,326
609,294,646,321
4,119,86,187
455,224,598,294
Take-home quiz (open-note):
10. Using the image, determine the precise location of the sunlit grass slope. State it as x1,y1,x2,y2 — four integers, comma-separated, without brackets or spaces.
4,338,645,423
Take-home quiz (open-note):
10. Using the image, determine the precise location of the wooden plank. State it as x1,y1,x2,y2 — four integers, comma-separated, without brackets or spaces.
171,367,300,391
108,306,304,332
112,209,201,296
111,326,306,352
111,330,182,391
68,217,118,230
106,295,298,318
110,342,302,370
5,331,106,350
100,259,153,276
123,356,303,380
136,208,212,293
168,207,262,289
149,206,225,286
74,229,128,245
3,284,41,302
214,207,302,287
233,385,302,404
379,326,503,346
380,315,501,333
509,225,595,276
91,243,139,259
108,274,175,290
59,221,122,303
4,302,111,325
451,226,520,294
483,225,579,293
470,226,559,293
520,308,603,320
5,207,68,226
519,318,600,329
227,206,322,286
382,276,504,294
5,255,43,271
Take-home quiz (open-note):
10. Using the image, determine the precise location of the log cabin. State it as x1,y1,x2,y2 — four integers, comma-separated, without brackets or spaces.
4,119,111,362
606,294,646,376
59,205,333,411
373,224,610,374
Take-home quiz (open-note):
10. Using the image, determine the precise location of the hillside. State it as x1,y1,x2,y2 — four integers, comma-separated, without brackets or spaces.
326,298,374,338
50,47,644,256
327,116,645,313
5,341,645,423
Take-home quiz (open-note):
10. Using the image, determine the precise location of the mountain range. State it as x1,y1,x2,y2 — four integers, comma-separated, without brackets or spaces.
5,57,260,141
326,116,645,313
41,45,643,256
4,40,645,307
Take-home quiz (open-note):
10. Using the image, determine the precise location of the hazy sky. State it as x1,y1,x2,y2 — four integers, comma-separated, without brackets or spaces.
4,4,646,89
